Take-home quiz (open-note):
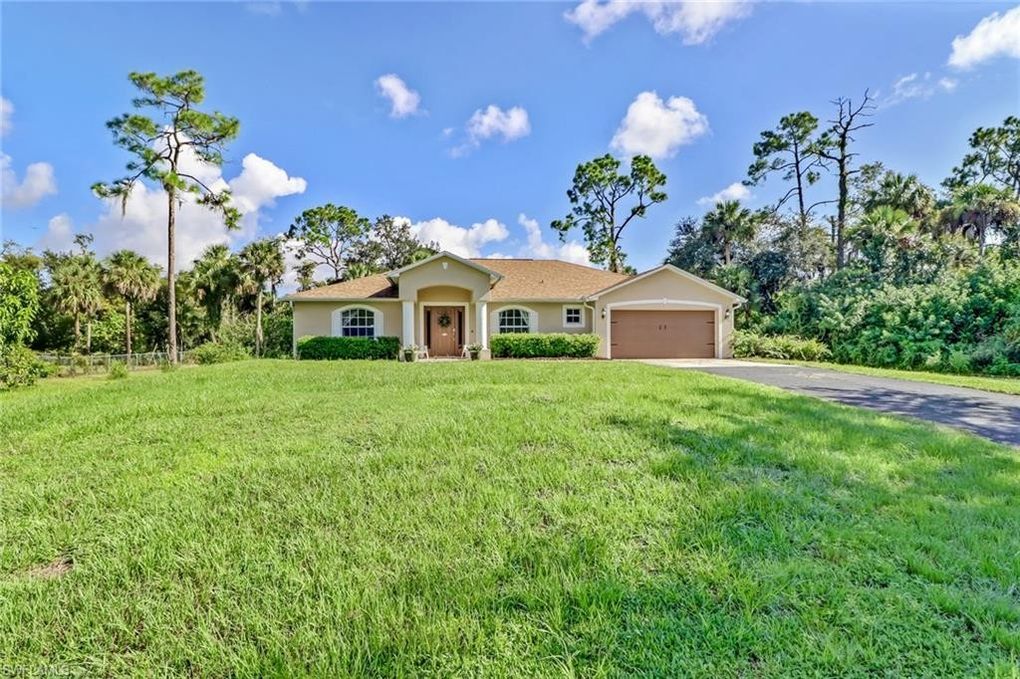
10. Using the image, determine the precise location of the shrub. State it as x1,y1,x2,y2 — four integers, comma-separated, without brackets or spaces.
108,361,129,380
0,345,49,391
489,333,600,359
733,331,831,361
947,349,972,374
191,341,252,365
297,336,400,360
766,258,1020,376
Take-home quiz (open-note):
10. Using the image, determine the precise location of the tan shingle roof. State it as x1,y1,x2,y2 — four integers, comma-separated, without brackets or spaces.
470,259,630,301
287,274,397,300
286,256,630,301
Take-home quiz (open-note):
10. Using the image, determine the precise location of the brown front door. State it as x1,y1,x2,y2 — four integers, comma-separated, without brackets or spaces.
610,310,715,358
427,306,462,356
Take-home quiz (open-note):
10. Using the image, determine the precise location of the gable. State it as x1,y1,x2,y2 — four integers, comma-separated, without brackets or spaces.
395,254,494,300
594,266,745,306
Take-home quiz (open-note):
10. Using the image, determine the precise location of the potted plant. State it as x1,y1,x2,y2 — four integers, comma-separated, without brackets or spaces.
402,345,418,362
467,343,482,361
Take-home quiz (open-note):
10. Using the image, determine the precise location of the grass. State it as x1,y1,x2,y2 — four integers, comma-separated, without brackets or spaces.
2,360,1018,676
748,359,1020,396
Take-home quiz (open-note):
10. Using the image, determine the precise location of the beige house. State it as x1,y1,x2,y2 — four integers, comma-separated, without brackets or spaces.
286,251,745,359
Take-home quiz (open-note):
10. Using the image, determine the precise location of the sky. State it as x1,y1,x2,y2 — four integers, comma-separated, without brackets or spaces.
1,1,1018,277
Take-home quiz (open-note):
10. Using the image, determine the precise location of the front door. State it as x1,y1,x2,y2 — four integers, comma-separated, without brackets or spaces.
427,306,461,356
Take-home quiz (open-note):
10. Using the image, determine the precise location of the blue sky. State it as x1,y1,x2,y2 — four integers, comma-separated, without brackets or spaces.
1,1,1018,274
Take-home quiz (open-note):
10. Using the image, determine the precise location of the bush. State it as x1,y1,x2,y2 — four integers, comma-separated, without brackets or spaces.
0,345,49,391
733,331,831,361
108,361,129,380
766,258,1020,376
191,341,252,365
297,336,400,360
489,333,600,359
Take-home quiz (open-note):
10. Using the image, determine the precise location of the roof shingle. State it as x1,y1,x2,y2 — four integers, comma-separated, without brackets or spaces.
287,274,397,300
469,259,629,300
286,256,630,301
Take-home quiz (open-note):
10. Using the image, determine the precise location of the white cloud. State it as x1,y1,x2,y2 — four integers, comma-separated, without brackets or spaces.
37,213,75,252
697,181,750,206
565,0,752,45
87,152,306,267
0,97,12,136
398,216,509,257
228,153,308,214
516,213,590,264
1,153,57,209
948,5,1020,69
881,71,958,107
246,2,282,15
375,74,422,118
452,105,531,156
610,91,708,158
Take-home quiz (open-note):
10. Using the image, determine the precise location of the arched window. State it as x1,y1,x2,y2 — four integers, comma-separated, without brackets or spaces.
332,306,380,338
498,308,531,334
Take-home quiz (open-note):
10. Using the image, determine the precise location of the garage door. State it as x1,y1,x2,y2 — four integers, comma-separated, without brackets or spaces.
610,310,715,359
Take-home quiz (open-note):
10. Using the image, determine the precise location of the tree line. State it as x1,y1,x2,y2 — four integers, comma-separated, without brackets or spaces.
2,69,1018,383
1,70,439,372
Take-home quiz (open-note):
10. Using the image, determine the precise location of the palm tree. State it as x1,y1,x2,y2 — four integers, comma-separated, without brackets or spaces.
702,200,759,266
239,238,285,357
49,255,103,352
191,244,239,341
105,250,160,357
849,206,917,272
940,184,1020,255
863,172,935,222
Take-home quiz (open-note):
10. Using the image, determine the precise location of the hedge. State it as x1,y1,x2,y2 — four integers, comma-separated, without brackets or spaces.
297,336,400,360
191,341,251,365
489,333,599,359
732,331,831,361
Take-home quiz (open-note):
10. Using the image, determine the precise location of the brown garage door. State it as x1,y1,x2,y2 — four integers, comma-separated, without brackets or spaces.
610,310,715,359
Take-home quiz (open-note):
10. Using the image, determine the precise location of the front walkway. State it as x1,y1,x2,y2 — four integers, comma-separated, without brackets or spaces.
644,360,1020,447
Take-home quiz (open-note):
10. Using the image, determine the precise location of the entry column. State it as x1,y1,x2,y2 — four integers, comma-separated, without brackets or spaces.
475,301,488,348
401,300,414,348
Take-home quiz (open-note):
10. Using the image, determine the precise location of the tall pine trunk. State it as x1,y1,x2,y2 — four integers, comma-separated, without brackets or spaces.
167,187,178,363
834,139,849,270
255,289,264,358
125,299,133,358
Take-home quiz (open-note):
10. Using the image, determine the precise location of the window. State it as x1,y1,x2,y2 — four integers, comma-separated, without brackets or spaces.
340,308,376,338
563,306,583,327
498,308,531,334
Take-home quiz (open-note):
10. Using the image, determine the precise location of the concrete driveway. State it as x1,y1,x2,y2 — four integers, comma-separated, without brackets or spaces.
643,360,1020,447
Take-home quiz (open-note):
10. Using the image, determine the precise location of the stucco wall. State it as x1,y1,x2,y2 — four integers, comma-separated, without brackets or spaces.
488,302,592,335
418,285,472,303
292,301,403,343
397,257,491,301
591,269,739,359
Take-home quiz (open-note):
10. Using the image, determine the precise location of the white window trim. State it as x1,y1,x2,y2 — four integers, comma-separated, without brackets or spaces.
562,305,584,328
331,304,384,338
492,305,537,334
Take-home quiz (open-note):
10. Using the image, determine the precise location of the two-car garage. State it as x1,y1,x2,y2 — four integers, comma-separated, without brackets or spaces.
608,309,716,359
590,265,745,360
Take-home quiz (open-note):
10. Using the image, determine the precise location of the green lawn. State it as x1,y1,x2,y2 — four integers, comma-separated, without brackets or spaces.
2,361,1018,676
751,359,1020,396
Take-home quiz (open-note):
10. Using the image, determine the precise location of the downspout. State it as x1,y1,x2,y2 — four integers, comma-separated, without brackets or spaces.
582,298,599,357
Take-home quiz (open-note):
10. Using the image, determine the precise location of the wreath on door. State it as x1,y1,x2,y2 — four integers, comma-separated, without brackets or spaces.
437,312,452,328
